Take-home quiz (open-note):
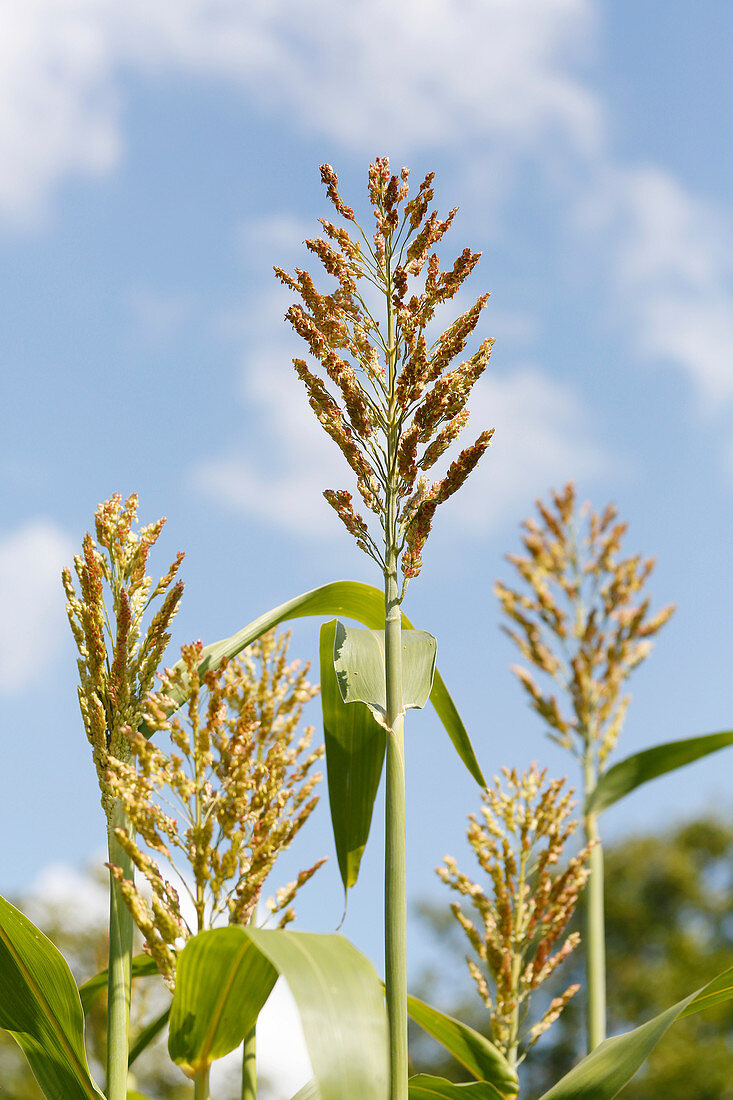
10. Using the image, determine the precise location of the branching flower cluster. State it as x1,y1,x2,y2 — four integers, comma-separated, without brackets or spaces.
276,158,494,594
495,483,675,765
105,632,325,986
438,765,592,1068
62,493,184,823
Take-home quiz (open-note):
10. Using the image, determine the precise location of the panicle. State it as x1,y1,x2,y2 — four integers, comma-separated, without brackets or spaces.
63,493,184,823
105,630,325,986
495,483,675,764
277,159,494,589
438,764,592,1065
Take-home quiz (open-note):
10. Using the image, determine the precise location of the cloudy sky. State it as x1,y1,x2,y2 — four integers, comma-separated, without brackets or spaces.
1,0,732,1083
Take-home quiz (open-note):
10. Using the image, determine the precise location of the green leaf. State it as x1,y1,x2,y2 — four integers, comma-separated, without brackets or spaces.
169,926,277,1073
587,731,733,815
157,580,484,786
538,965,733,1099
79,953,159,1015
291,1083,321,1100
333,620,437,720
408,1076,506,1099
406,994,518,1096
129,1006,170,1067
169,926,389,1100
126,1092,154,1100
320,620,386,889
0,893,105,1100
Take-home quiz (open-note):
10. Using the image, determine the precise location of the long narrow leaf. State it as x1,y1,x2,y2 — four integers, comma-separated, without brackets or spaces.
538,965,733,1099
406,994,517,1096
129,1005,171,1067
320,620,386,889
291,1083,321,1100
79,953,158,1015
0,894,105,1100
586,730,733,815
408,1076,505,1099
157,580,484,786
168,926,389,1100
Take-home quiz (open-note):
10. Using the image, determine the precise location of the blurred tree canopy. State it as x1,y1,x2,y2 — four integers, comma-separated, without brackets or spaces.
410,815,733,1099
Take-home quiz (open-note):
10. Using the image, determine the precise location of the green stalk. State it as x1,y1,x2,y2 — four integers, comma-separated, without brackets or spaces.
242,906,258,1100
383,244,408,1100
106,801,134,1100
194,1065,211,1100
583,753,607,1051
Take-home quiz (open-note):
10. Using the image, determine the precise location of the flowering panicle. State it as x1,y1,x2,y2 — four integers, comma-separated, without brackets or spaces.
62,493,184,822
104,631,325,986
495,483,675,764
276,158,494,593
438,765,592,1068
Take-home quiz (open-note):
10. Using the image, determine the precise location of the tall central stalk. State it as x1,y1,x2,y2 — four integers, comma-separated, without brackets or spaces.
583,752,606,1050
384,255,408,1100
106,802,134,1100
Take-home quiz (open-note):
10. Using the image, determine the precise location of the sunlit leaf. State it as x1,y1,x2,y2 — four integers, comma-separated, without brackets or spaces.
587,731,733,815
538,965,733,1099
0,894,105,1100
406,993,518,1096
408,1075,505,1099
333,620,437,720
320,620,385,889
169,926,389,1100
157,580,484,786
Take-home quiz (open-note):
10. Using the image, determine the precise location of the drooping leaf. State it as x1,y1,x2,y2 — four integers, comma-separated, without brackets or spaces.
0,894,105,1100
320,620,385,889
538,965,733,1099
406,993,518,1096
129,1005,170,1067
408,1076,505,1099
79,953,159,1015
586,731,733,815
156,580,484,786
333,620,437,720
168,926,277,1073
169,926,389,1100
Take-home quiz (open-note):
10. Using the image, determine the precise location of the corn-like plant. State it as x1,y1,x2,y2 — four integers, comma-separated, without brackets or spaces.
62,493,184,1100
438,765,592,1073
277,158,494,1098
495,483,674,1051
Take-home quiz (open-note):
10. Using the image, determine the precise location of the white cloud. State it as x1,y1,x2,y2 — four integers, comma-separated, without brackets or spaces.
0,0,599,221
584,166,733,407
450,366,611,530
0,521,74,692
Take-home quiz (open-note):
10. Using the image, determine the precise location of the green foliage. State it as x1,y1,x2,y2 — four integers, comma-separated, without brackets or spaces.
319,619,386,890
0,894,104,1100
406,993,518,1095
333,620,437,717
411,816,733,1099
169,925,389,1100
408,1076,506,1098
586,731,733,815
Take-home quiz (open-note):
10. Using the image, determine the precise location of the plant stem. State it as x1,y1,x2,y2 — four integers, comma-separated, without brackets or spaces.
383,239,408,1100
242,1026,257,1100
583,753,607,1051
194,1064,211,1100
106,801,134,1100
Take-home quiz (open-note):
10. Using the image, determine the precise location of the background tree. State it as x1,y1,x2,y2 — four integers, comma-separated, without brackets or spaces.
410,815,733,1099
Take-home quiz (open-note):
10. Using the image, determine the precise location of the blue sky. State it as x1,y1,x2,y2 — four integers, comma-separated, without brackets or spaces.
1,0,732,1019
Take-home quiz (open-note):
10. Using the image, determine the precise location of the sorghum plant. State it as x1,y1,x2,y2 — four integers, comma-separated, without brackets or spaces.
494,483,674,1050
104,631,325,988
62,493,184,1100
438,765,592,1075
277,158,494,1097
